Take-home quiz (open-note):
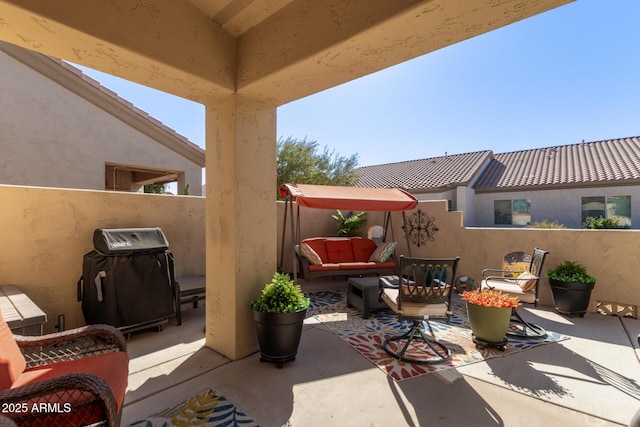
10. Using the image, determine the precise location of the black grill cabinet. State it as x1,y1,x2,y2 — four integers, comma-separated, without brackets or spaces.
78,228,176,332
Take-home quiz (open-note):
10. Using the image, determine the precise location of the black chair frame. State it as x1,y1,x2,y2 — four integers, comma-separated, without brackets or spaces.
482,248,549,339
379,256,460,365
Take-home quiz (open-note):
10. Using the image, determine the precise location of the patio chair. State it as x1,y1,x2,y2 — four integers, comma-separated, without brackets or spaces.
481,248,549,339
379,255,460,365
0,311,129,427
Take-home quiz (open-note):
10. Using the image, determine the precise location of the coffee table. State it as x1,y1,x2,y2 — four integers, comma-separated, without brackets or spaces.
346,275,397,318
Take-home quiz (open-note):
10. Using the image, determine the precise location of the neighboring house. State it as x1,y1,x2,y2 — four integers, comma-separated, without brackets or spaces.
357,136,640,229
0,42,204,196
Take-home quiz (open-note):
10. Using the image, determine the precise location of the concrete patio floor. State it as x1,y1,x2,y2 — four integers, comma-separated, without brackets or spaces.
121,278,640,426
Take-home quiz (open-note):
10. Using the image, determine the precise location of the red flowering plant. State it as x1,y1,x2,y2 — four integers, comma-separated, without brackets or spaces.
461,289,520,308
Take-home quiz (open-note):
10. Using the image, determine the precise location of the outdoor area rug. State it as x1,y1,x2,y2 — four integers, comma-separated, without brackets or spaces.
307,290,568,381
129,388,259,427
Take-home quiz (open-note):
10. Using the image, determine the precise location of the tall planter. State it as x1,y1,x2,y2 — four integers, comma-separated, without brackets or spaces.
549,278,595,317
253,308,307,368
467,303,512,343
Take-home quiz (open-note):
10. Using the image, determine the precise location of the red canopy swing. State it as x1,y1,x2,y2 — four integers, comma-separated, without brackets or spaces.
278,183,418,280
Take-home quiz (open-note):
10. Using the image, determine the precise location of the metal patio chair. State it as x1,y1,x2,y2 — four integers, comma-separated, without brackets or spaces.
379,255,460,365
481,248,549,339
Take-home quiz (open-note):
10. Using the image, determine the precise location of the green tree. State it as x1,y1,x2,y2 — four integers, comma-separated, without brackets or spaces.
276,137,359,195
144,183,165,194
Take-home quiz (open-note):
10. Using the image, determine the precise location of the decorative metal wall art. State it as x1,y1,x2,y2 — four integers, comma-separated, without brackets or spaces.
403,209,439,247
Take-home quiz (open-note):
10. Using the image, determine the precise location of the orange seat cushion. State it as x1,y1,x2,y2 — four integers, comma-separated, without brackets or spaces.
301,238,329,263
325,239,355,263
351,238,378,262
13,351,129,412
0,311,27,389
309,263,341,272
370,261,396,270
336,262,375,270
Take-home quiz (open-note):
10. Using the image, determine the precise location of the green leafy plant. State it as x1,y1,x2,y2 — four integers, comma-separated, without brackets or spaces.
583,216,620,229
545,261,596,284
527,220,565,229
144,183,165,194
251,273,310,314
332,210,367,236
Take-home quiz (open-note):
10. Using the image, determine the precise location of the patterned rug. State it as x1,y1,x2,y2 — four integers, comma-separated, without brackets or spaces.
307,290,568,381
129,388,259,427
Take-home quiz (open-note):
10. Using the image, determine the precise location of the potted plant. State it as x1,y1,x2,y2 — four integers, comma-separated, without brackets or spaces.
546,261,596,317
332,209,367,236
251,272,310,368
462,289,520,345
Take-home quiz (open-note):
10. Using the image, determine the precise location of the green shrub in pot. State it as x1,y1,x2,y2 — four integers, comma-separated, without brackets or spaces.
545,261,596,284
251,273,310,368
545,261,596,317
251,272,310,313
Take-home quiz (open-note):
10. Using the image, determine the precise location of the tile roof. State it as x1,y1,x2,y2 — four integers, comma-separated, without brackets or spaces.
357,137,640,192
473,136,640,191
357,151,493,190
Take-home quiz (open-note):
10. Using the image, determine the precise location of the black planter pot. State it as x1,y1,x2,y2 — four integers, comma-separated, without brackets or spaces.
549,278,595,317
253,308,307,368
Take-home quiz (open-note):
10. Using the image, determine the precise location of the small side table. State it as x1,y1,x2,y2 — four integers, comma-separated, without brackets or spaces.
347,276,394,318
174,275,206,326
0,285,47,335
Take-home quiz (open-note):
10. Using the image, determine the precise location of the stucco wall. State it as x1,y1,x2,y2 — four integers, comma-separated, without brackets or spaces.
475,185,640,228
3,187,637,335
278,199,640,315
0,185,205,332
0,50,203,195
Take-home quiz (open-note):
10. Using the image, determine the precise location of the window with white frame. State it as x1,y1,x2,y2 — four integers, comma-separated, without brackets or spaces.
581,196,631,227
494,199,531,226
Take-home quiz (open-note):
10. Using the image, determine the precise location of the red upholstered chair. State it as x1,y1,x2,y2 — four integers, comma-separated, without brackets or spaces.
0,311,129,426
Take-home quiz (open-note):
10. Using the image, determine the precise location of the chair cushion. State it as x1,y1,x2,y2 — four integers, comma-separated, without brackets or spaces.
336,262,376,270
351,237,378,262
14,351,130,411
373,261,397,270
308,263,341,272
325,239,355,263
299,243,323,265
381,288,448,317
481,279,536,304
369,241,397,262
0,311,26,389
517,271,538,291
301,238,329,263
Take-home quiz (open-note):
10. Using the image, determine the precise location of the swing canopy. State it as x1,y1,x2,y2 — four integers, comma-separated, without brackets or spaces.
278,183,418,211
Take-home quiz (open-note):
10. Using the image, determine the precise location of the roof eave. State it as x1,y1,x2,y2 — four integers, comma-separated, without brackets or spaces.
474,178,640,194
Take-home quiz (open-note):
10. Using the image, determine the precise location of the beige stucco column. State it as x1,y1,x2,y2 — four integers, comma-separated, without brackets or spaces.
205,94,277,360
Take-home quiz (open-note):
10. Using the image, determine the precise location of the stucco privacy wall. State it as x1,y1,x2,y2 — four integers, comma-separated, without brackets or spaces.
278,200,640,314
0,185,205,333
1,186,636,338
0,49,203,195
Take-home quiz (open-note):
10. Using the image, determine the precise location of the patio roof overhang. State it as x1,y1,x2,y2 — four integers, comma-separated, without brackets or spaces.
0,0,576,361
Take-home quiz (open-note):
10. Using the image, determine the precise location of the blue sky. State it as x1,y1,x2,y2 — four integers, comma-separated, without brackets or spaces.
75,0,639,167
